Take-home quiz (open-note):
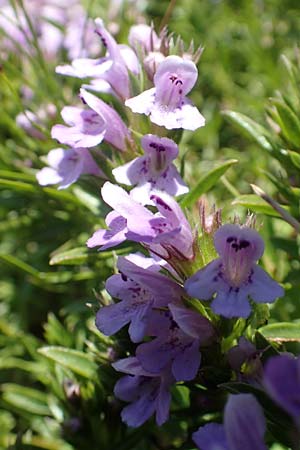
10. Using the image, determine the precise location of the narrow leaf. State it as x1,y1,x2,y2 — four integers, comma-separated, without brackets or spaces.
259,322,300,342
181,159,237,207
223,111,272,152
38,346,97,378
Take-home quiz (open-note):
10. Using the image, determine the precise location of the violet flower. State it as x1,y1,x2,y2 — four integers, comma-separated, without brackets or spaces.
136,304,215,381
112,357,174,427
52,89,131,152
51,106,106,149
264,354,300,422
112,134,188,204
79,88,131,151
193,394,267,450
56,18,138,100
128,24,160,54
36,147,102,189
185,224,284,318
87,182,194,261
96,255,184,342
125,55,205,130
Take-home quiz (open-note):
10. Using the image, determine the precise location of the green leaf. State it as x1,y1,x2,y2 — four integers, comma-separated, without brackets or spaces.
1,384,51,415
49,247,91,266
232,194,289,217
171,385,190,410
0,170,36,182
223,111,272,152
38,346,98,378
271,98,300,147
259,322,300,342
180,159,237,207
288,150,300,169
0,178,36,193
22,435,74,450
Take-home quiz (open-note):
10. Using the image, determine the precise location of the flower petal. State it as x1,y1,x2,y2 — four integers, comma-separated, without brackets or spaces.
193,423,228,450
225,394,267,450
184,259,223,300
125,88,156,115
211,288,252,318
248,265,284,303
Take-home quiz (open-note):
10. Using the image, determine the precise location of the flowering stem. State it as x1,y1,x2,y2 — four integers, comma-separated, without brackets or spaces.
251,184,300,233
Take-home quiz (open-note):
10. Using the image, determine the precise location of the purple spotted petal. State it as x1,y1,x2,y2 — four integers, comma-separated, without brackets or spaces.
36,147,101,190
51,107,106,148
184,259,223,300
248,265,284,303
264,355,300,420
154,55,198,101
211,287,252,319
86,211,127,250
193,423,228,450
113,134,187,202
79,89,131,151
224,394,267,450
185,224,284,318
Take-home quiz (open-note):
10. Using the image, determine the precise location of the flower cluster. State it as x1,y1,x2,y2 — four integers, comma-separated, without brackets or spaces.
35,14,289,446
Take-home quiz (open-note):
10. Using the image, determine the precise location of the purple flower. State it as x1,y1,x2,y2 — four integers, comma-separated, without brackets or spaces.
264,354,300,422
112,357,174,427
185,224,284,318
125,55,205,130
87,182,194,261
79,88,131,151
96,254,184,342
52,90,130,151
136,304,215,381
128,24,160,54
112,134,188,204
193,394,267,450
56,18,138,100
36,147,102,189
51,106,106,149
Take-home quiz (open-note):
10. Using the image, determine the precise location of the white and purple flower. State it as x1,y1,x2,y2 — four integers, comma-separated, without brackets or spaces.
36,147,102,189
56,18,138,100
51,89,131,151
113,134,188,204
125,55,205,130
136,304,215,382
185,224,284,318
112,357,174,428
96,254,184,342
87,182,194,261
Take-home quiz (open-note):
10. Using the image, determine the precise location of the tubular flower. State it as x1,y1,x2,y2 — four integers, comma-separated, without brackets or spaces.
185,224,284,318
112,134,188,204
125,55,205,130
